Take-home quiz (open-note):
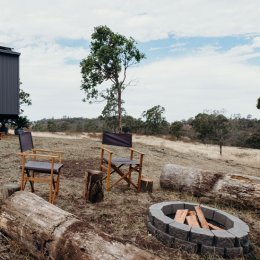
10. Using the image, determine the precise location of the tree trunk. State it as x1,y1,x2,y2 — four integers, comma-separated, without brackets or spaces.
160,164,260,210
0,191,159,260
118,87,122,133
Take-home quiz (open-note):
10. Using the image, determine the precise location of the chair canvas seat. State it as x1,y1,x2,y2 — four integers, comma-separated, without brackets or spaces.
104,157,138,165
24,161,63,173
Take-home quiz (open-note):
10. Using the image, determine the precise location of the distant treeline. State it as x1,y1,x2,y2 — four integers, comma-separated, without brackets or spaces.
31,114,260,149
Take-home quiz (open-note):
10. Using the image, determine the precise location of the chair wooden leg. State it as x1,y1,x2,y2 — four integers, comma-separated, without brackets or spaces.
137,171,142,192
49,175,53,203
21,169,25,191
29,170,35,192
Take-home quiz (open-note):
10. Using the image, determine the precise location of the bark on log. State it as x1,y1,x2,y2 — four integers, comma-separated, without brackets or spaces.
0,191,159,260
140,177,153,193
160,164,260,210
84,170,104,203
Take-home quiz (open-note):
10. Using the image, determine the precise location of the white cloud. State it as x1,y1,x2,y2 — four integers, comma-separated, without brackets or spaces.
1,0,260,44
1,0,260,121
125,46,260,121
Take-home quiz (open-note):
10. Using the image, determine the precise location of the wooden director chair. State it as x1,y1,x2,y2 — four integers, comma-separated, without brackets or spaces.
18,132,64,203
100,131,144,192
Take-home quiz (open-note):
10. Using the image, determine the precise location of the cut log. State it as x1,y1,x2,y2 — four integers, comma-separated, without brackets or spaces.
174,209,188,223
84,170,104,203
208,223,224,231
186,215,200,228
160,164,260,210
140,177,153,193
0,191,160,260
195,206,209,229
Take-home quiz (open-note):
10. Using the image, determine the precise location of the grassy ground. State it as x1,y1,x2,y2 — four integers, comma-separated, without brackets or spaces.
0,133,260,260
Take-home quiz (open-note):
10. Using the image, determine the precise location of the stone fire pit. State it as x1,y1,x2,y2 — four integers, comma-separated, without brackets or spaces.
147,201,250,258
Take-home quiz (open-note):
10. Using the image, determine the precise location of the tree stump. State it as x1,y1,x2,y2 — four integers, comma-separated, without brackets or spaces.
0,191,160,260
1,183,20,200
84,170,104,203
140,177,153,193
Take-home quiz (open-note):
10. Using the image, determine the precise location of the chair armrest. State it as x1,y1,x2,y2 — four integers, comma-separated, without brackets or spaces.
32,149,63,163
32,149,64,154
18,152,59,160
129,148,144,155
101,147,113,155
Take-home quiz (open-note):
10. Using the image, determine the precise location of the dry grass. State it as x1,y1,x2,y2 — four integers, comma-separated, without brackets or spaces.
0,133,260,259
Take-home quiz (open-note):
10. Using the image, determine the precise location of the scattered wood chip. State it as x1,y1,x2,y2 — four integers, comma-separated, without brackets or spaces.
195,206,209,229
186,215,200,228
174,209,188,224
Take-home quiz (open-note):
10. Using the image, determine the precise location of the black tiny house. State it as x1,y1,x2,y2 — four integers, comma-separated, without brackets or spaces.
0,45,20,120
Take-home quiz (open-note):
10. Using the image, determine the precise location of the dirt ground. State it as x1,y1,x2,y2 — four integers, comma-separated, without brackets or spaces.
0,133,260,260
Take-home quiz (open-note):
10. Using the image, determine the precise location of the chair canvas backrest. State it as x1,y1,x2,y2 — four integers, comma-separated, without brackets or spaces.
19,132,34,152
102,131,132,147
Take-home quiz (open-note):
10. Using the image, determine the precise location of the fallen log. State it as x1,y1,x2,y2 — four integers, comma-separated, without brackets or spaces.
160,164,260,209
0,191,160,260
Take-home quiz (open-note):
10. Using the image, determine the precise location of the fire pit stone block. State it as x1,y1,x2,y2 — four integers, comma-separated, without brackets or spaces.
190,227,214,246
200,205,216,220
174,238,197,253
225,213,249,232
227,228,248,246
155,228,175,247
169,222,191,241
201,245,225,257
211,230,236,247
225,247,243,258
213,210,229,226
148,208,163,224
153,214,173,232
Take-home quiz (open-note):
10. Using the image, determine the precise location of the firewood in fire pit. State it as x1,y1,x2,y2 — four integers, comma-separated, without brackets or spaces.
174,209,188,223
186,215,200,228
195,206,210,229
208,222,224,230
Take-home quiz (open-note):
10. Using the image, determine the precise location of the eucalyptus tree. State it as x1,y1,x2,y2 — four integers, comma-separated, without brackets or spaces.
80,25,145,132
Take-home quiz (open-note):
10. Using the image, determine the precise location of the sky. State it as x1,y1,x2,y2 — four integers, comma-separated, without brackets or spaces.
1,0,260,122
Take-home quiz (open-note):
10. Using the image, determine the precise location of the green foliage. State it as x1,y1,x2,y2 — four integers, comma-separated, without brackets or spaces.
142,105,168,134
11,116,31,129
19,87,32,114
257,97,260,109
170,121,184,138
47,120,57,133
192,113,229,142
245,133,260,149
80,25,145,132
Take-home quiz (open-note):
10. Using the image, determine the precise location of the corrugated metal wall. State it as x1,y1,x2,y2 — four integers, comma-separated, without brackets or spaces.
0,49,20,118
